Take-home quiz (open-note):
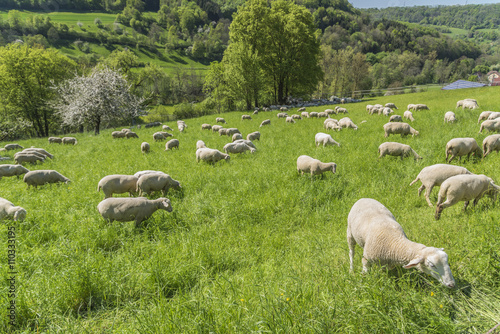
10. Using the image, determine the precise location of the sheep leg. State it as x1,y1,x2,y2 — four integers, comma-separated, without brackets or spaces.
347,233,356,272
435,197,457,220
418,185,425,197
424,185,434,207
361,256,371,273
463,201,469,211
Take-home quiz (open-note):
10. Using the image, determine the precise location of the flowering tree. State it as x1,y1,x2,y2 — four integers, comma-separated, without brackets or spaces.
52,66,144,135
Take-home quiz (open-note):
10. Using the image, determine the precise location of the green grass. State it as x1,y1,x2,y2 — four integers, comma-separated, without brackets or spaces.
1,87,500,332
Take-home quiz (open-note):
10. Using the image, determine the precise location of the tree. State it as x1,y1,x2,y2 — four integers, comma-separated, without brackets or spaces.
0,44,76,137
51,66,144,135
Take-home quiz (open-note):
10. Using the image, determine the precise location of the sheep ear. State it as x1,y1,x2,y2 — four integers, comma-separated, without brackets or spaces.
403,257,424,269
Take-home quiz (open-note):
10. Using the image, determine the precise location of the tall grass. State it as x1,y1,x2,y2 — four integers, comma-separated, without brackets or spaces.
1,87,499,332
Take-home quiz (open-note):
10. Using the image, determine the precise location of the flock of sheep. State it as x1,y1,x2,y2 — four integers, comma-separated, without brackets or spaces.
1,96,499,290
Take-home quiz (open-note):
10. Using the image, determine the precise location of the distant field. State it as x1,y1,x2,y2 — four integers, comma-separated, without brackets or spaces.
0,87,499,332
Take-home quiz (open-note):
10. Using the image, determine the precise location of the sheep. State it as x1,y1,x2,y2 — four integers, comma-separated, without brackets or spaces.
285,116,296,123
383,122,419,137
317,112,329,118
22,148,53,159
487,112,500,120
62,137,77,145
241,115,252,120
232,133,243,141
158,131,173,138
435,174,500,220
403,110,415,122
134,170,166,179
309,112,318,118
445,138,482,163
325,121,341,131
324,118,339,128
246,131,260,141
219,128,228,136
121,128,132,133
482,134,500,158
226,128,241,136
4,144,24,150
444,111,456,123
14,151,45,161
338,117,358,130
291,114,302,120
315,132,340,147
196,148,230,163
97,174,138,198
162,125,173,131
125,132,138,139
48,137,62,144
461,100,479,110
145,122,162,128
347,198,455,288
177,120,187,127
325,108,335,115
301,112,309,118
298,107,306,112
112,131,126,138
97,197,172,227
0,197,26,221
23,170,70,188
0,165,29,180
277,112,288,118
165,139,179,150
153,132,166,141
378,142,422,160
389,115,402,122
382,107,393,116
178,123,187,132
14,153,45,165
253,109,259,115
385,103,398,109
280,107,288,112
407,103,416,111
233,139,256,149
216,117,227,124
201,123,212,130
260,119,271,127
196,140,207,149
478,111,492,123
136,172,181,196
479,119,500,133
296,155,336,177
212,125,223,133
141,142,150,153
456,99,477,108
411,104,429,111
365,105,373,112
409,164,472,207
335,107,348,114
223,142,256,154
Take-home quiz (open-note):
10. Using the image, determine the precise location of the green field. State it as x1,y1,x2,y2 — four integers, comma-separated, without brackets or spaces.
1,87,499,332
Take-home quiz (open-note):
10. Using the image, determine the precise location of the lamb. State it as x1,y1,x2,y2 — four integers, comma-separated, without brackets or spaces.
141,142,150,153
315,132,340,147
4,144,24,150
97,175,138,198
233,139,257,149
409,164,472,207
477,111,492,123
347,198,455,288
285,116,295,123
487,112,500,120
48,137,62,144
223,142,256,154
97,197,172,227
216,117,227,124
403,110,415,121
389,115,402,122
378,142,422,160
201,124,212,130
260,119,271,127
246,131,260,141
435,174,500,220
338,117,358,130
212,125,223,133
136,172,181,196
23,170,70,188
444,111,456,123
383,122,419,137
162,125,173,131
482,134,500,157
196,148,230,163
296,155,336,177
385,103,398,109
479,119,500,133
241,115,252,120
0,165,30,180
445,138,482,163
232,133,243,141
62,137,77,145
165,139,179,150
112,131,126,138
0,197,26,221
301,112,309,118
153,132,166,141
196,140,207,149
22,148,53,159
14,153,45,165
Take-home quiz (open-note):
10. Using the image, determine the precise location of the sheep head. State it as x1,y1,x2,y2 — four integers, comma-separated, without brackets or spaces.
403,247,455,289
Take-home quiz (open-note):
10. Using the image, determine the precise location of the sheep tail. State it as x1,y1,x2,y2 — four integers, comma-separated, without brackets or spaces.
409,177,419,186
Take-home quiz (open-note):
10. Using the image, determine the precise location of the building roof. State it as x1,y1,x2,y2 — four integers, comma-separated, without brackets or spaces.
441,80,486,90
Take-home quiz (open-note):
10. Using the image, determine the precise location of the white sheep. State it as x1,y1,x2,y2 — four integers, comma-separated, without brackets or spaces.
461,100,479,110
378,142,422,160
212,125,223,133
165,139,179,150
216,117,227,124
233,139,256,149
260,119,271,127
48,137,62,144
22,148,53,159
97,197,172,227
325,121,341,131
141,142,150,153
317,112,329,118
242,115,252,120
23,170,70,188
338,117,358,130
301,112,309,118
136,172,181,196
0,164,30,180
232,133,243,142
444,111,456,123
309,112,318,118
298,107,306,112
0,197,26,221
365,105,373,112
456,99,477,108
201,124,212,130
411,104,429,111
218,128,228,136
409,164,472,207
482,134,500,158
62,137,77,145
285,116,295,123
153,132,166,141
445,138,482,163
347,198,455,288
125,132,138,138
97,175,138,198
389,115,402,122
435,174,500,220
280,106,288,112
226,128,241,136
196,140,207,149
385,103,398,109
291,114,302,120
277,112,288,118
177,123,187,132
383,122,419,137
477,111,492,123
223,142,256,154
134,170,166,179
246,131,260,141
325,108,335,115
4,144,24,150
14,153,45,165
296,155,336,177
196,148,230,163
315,132,340,147
487,112,500,120
112,131,126,138
403,110,415,122
335,106,348,114
162,125,173,131
479,119,500,133
382,107,393,116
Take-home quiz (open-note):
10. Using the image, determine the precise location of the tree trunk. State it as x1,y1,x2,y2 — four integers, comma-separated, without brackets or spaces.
94,117,101,135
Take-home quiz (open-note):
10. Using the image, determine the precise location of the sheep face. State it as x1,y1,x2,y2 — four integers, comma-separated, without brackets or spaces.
13,208,27,221
404,247,455,288
158,198,173,212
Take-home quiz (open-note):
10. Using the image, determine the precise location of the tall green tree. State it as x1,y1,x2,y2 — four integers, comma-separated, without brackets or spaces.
0,44,76,137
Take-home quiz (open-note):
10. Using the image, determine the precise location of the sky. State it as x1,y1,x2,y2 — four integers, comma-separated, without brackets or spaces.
349,0,500,9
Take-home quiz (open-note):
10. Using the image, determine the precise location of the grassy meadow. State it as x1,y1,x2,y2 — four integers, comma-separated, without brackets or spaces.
1,87,499,332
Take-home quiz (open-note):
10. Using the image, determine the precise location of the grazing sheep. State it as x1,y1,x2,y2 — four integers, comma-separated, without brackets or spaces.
97,175,138,198
309,112,318,118
226,128,241,136
112,131,126,138
403,110,415,122
165,139,180,150
378,142,422,160
461,100,479,110
0,165,29,180
162,125,173,131
338,117,358,130
0,197,26,221
444,111,456,123
97,197,172,227
296,155,336,177
4,144,24,150
134,170,166,179
14,153,45,165
291,114,302,120
389,115,402,122
177,123,187,132
219,128,228,136
14,151,45,161
121,128,132,133
153,132,166,141
409,164,472,207
280,107,288,112
196,140,207,149
456,99,477,108
409,104,429,111
277,112,288,118
260,119,271,127
247,131,260,141
23,170,70,188
325,121,341,131
136,173,181,196
315,132,340,147
383,122,419,137
145,122,162,128
125,132,138,139
141,142,150,153
382,107,393,116
242,115,252,120
324,118,339,128
48,137,62,144
285,116,296,123
201,124,212,130
62,137,77,145
158,132,173,138
196,148,230,163
233,139,256,149
298,107,306,112
223,142,256,154
325,108,335,115
317,112,329,118
335,107,348,114
212,125,223,132
385,103,398,109
22,148,53,159
216,117,227,124
478,111,492,123
347,198,455,288
407,104,416,111
479,119,500,133
301,112,309,118
435,174,500,220
232,133,243,141
253,110,259,115
482,134,500,158
487,112,500,120
445,138,482,163
365,105,373,112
